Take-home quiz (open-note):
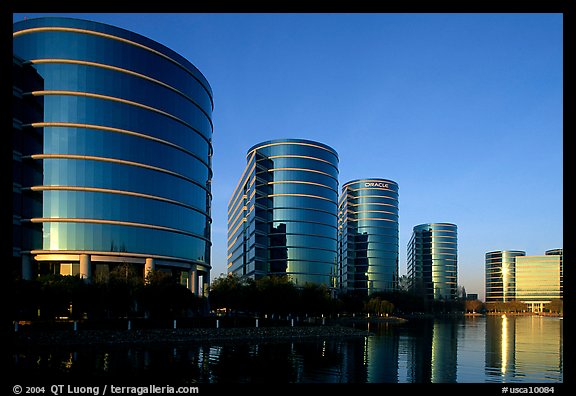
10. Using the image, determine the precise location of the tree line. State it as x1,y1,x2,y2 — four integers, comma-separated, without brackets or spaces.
12,270,484,322
208,273,467,317
11,265,206,321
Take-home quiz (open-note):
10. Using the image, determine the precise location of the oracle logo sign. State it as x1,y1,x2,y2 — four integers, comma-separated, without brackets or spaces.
365,182,389,188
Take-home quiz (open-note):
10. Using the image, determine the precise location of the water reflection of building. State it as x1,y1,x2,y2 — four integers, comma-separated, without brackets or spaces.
431,321,458,382
405,320,458,383
485,316,563,382
338,337,369,383
485,315,516,378
366,324,400,382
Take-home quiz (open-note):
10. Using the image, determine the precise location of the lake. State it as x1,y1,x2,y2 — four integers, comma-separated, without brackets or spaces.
11,315,563,384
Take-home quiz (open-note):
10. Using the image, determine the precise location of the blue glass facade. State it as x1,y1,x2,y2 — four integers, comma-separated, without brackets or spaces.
13,17,213,292
228,139,339,288
407,223,458,301
338,179,399,296
12,55,44,279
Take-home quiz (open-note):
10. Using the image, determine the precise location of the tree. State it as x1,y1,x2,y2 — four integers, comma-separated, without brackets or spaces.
364,297,394,316
548,299,563,314
465,299,484,313
255,275,299,314
299,282,332,315
139,270,202,319
209,273,255,313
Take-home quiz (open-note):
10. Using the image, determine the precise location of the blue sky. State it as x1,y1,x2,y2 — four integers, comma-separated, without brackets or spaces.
12,13,563,300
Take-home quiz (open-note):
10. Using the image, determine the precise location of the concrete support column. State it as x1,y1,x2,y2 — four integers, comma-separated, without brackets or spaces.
22,254,33,280
79,254,92,283
188,269,198,295
144,258,155,282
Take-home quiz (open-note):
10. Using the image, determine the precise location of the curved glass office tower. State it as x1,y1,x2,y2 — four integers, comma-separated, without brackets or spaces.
485,250,525,303
407,223,458,301
228,139,339,288
338,179,399,296
13,17,213,293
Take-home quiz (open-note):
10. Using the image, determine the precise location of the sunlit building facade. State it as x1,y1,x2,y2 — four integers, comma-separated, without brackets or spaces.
515,249,563,312
13,17,213,294
407,223,458,301
485,250,525,303
227,139,339,288
338,178,399,296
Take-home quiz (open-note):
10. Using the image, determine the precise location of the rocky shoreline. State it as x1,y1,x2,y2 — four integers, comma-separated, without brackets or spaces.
13,324,371,347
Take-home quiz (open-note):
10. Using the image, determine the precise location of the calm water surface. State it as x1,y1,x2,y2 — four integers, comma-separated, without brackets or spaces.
12,316,563,383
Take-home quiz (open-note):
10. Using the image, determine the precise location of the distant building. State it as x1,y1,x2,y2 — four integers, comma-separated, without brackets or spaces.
485,249,563,312
338,178,399,296
515,249,563,312
407,223,458,301
227,138,339,289
466,293,478,301
13,17,213,294
485,250,525,303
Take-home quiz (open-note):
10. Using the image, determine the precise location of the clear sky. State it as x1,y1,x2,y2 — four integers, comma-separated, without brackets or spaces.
12,12,563,300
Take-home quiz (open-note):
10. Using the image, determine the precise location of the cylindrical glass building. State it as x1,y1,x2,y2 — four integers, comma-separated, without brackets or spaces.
228,139,339,288
338,178,399,296
13,17,213,293
407,223,458,301
485,250,526,303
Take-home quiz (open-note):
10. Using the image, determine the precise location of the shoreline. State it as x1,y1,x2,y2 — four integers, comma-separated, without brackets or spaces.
12,324,371,347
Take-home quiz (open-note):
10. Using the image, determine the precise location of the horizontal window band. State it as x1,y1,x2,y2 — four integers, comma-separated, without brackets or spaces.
14,27,214,108
258,180,337,192
28,249,211,268
227,200,249,225
267,233,338,242
267,245,336,253
267,220,337,229
27,185,210,218
247,141,338,160
262,167,337,181
227,210,249,233
28,153,212,197
228,188,251,215
345,218,398,223
227,218,249,242
256,193,337,203
26,217,210,242
255,207,337,218
267,258,337,265
262,155,337,169
25,90,212,145
345,209,398,216
342,202,398,208
28,59,213,127
228,156,256,207
341,194,398,201
26,121,211,170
